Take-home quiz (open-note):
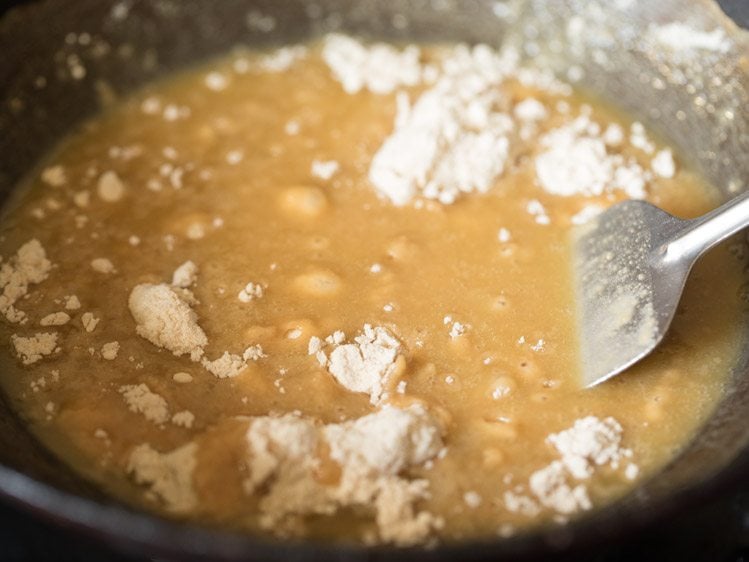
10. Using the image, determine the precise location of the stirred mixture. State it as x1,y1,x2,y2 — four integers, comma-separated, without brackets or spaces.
0,34,745,545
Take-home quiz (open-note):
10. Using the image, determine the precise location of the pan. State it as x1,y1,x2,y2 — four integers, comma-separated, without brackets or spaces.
1,0,748,559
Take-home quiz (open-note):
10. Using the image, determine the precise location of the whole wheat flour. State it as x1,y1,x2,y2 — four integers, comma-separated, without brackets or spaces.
0,239,52,323
11,332,59,365
245,404,443,545
40,312,70,326
369,45,518,205
127,442,198,512
505,416,638,516
535,113,650,198
119,383,169,424
309,324,404,404
128,283,208,361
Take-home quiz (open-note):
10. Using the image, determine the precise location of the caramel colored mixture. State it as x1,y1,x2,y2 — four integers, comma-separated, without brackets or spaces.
0,37,745,545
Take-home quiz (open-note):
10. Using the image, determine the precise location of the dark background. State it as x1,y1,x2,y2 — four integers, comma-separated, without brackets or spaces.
0,0,748,560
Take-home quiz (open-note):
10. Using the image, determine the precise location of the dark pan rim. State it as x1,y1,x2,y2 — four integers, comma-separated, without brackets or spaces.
1,0,749,559
1,439,749,561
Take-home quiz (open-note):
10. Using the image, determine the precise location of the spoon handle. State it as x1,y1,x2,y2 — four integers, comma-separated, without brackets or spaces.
663,189,749,264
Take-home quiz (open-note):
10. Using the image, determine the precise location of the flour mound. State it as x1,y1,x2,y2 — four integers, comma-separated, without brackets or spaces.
128,283,207,361
528,460,591,515
547,415,632,479
369,45,517,205
127,442,198,513
0,239,52,323
322,33,423,95
201,346,263,379
535,114,650,199
505,416,638,517
119,383,170,424
11,332,58,365
245,404,443,545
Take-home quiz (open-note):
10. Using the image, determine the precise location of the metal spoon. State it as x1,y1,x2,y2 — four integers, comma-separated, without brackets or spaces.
572,191,749,388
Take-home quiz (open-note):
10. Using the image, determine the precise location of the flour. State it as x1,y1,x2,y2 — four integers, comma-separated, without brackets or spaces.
41,165,67,187
245,404,443,545
571,203,605,225
119,383,169,424
204,71,228,91
128,283,208,361
310,324,403,404
201,350,250,379
505,416,638,517
535,114,649,199
463,491,482,508
171,410,195,428
369,45,517,205
322,34,423,95
40,312,70,326
311,159,340,180
81,312,99,333
504,489,541,517
243,344,266,361
528,461,591,514
629,122,655,155
97,170,126,202
526,199,551,225
127,442,198,512
63,295,81,310
202,346,265,378
101,341,120,360
651,149,676,179
255,46,308,73
171,260,198,288
443,315,468,339
547,416,633,479
11,332,59,365
238,282,263,303
0,239,52,323
497,227,512,243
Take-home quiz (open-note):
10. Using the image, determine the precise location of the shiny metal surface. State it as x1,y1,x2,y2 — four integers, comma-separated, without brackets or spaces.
575,192,749,387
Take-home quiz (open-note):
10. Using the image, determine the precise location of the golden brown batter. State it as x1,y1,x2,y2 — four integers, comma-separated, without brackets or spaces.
0,35,744,545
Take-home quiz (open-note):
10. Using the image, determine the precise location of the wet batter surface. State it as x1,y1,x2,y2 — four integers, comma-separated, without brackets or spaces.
0,35,745,545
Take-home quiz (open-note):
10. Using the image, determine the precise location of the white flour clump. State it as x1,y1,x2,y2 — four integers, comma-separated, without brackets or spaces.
369,45,517,205
255,45,308,73
171,260,198,288
201,346,264,379
310,324,404,404
322,33,423,95
505,416,638,517
11,332,59,365
97,170,126,202
0,239,52,323
119,383,170,424
535,113,649,199
245,404,444,545
547,416,634,479
238,282,264,303
651,149,676,179
130,269,261,377
128,283,208,361
528,461,591,514
40,312,70,326
127,442,198,513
